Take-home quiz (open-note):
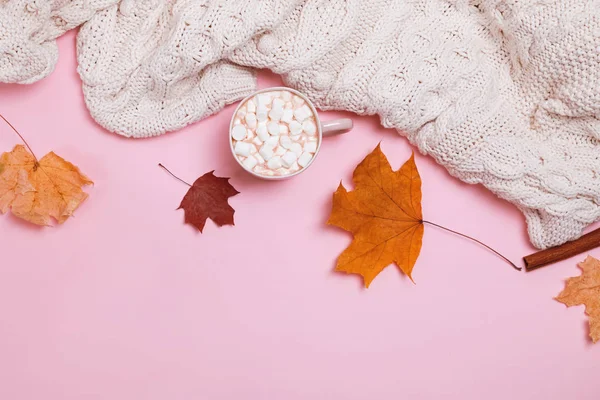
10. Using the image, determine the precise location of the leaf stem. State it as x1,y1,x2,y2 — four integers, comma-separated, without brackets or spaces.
158,163,192,187
0,113,39,162
421,220,522,271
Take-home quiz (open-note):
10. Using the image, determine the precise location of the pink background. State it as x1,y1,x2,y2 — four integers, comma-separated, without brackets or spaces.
1,32,599,400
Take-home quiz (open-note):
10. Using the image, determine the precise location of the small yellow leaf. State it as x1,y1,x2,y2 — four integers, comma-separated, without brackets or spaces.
327,144,424,288
0,145,93,225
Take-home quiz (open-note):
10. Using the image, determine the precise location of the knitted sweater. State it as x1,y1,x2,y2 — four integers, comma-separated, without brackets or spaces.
2,0,600,250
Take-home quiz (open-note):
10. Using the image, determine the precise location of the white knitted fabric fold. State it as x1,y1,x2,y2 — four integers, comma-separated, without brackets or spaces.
76,1,264,137
1,0,600,249
0,0,118,83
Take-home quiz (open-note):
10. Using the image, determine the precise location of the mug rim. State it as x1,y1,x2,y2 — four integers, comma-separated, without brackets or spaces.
229,86,323,180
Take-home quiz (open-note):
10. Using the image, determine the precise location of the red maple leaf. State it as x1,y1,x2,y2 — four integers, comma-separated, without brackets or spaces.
160,165,239,233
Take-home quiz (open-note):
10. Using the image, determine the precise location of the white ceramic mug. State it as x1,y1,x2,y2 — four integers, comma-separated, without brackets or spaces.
229,87,353,180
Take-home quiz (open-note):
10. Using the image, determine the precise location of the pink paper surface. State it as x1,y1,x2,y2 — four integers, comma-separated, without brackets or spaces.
1,33,599,400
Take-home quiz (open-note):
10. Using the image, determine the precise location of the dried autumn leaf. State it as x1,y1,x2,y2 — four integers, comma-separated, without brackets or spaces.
0,144,93,225
178,170,239,232
556,256,600,343
327,144,424,288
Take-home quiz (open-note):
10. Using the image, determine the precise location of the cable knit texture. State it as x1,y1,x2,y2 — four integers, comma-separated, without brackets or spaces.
76,1,262,137
1,0,600,250
0,0,119,83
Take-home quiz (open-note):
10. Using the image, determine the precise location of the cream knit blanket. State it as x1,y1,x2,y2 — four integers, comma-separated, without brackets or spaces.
2,0,600,250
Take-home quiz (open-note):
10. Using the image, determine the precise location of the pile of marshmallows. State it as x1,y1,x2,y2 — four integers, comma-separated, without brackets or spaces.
231,89,320,177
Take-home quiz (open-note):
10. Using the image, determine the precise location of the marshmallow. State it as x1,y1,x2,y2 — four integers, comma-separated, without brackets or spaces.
267,121,281,136
257,106,269,122
232,125,248,141
285,102,293,109
281,91,292,101
302,120,317,136
243,155,258,170
281,151,298,168
252,136,263,146
281,109,294,123
267,156,283,170
256,123,270,141
291,134,301,141
272,98,285,110
257,94,271,106
297,152,313,168
237,108,247,120
289,121,303,135
254,165,270,175
259,145,274,161
233,118,242,125
290,142,303,157
294,105,313,122
246,99,256,113
265,135,280,148
293,95,305,106
280,135,293,149
304,141,318,153
245,113,257,129
255,153,265,164
235,141,252,157
275,146,286,156
269,107,283,121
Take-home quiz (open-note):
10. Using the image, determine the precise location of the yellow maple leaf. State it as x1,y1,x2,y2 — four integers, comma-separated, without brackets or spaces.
0,144,93,226
556,256,600,343
327,144,424,288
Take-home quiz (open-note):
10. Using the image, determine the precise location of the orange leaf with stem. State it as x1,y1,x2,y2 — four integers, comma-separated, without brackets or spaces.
327,144,520,288
0,114,93,226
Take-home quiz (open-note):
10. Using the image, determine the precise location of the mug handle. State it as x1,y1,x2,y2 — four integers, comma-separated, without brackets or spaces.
321,119,353,137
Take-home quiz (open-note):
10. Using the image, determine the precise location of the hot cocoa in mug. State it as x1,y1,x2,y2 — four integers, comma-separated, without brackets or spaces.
230,87,353,180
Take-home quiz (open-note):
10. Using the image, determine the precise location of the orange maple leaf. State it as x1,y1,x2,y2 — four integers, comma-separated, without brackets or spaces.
556,256,600,343
0,144,93,226
327,144,424,288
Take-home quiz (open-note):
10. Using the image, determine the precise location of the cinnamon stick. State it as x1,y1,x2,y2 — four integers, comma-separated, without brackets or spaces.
524,227,600,271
